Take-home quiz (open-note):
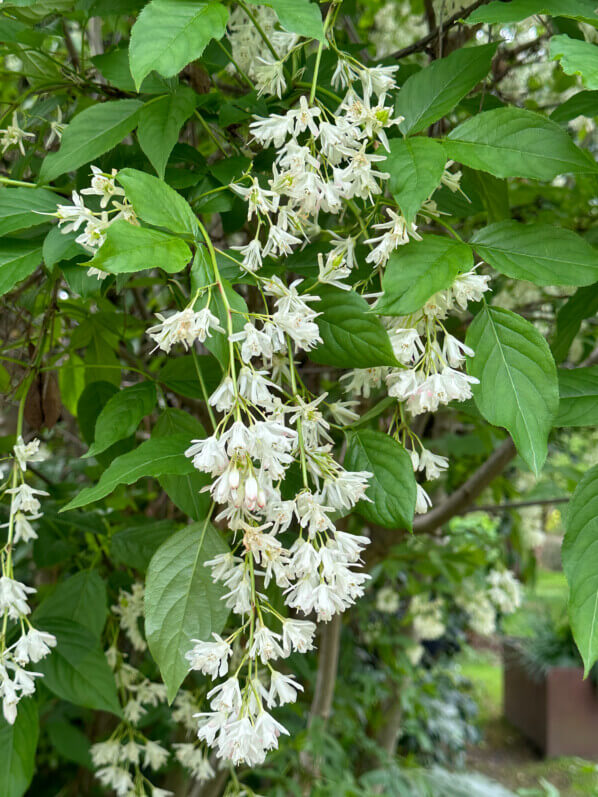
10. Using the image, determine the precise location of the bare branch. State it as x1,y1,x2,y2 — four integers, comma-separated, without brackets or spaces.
460,495,569,515
390,0,491,60
413,437,517,533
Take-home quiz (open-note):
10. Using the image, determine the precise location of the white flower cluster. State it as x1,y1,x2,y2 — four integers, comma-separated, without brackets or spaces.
456,568,523,636
410,593,446,643
0,437,56,724
138,24,492,768
55,165,138,278
91,590,171,797
227,6,298,98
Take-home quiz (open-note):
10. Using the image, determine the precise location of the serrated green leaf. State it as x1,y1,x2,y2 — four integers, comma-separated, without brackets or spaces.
0,188,57,236
62,434,196,511
551,35,598,90
385,137,447,224
138,88,198,178
0,698,38,797
445,108,598,179
375,236,473,316
0,240,42,296
159,354,221,399
92,46,174,94
145,521,229,702
85,381,157,458
345,430,416,530
129,0,229,90
310,287,397,368
112,519,178,571
246,0,325,41
552,283,598,363
397,43,497,135
152,408,211,520
468,0,598,25
35,618,122,716
117,167,198,236
85,219,192,275
34,571,108,639
563,465,598,674
550,91,598,124
46,721,92,770
471,221,598,286
39,100,143,183
556,366,598,426
466,305,558,475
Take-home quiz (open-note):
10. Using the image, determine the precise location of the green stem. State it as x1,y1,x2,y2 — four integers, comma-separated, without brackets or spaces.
194,109,228,157
191,349,216,430
309,6,334,105
195,221,240,409
238,0,280,61
286,336,309,488
215,39,254,89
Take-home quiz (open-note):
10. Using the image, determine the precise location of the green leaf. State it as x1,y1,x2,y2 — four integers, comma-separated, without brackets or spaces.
43,226,84,268
159,354,221,399
466,170,510,224
375,236,473,316
385,137,447,224
0,698,38,797
551,35,598,90
39,100,143,183
562,464,598,674
471,221,598,286
129,0,229,90
138,88,197,178
555,367,598,427
445,108,598,179
152,408,211,520
62,434,196,511
145,521,229,702
58,353,86,416
550,91,598,124
345,430,417,530
112,519,178,571
468,0,598,25
310,288,397,369
552,283,598,363
35,618,122,717
85,381,157,458
92,46,174,94
246,0,325,41
34,571,108,639
0,188,57,236
0,240,42,296
117,167,198,236
46,721,92,770
396,43,497,135
85,219,192,275
466,306,558,475
78,381,119,444
201,278,248,369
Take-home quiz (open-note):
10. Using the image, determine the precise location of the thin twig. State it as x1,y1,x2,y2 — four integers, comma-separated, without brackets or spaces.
389,0,491,60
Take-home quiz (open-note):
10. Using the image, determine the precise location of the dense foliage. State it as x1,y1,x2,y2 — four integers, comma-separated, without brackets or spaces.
0,0,597,795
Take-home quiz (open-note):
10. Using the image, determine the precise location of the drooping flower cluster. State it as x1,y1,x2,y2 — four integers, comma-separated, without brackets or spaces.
130,16,495,769
91,587,171,797
456,568,523,636
54,165,138,278
227,6,298,98
0,437,56,724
